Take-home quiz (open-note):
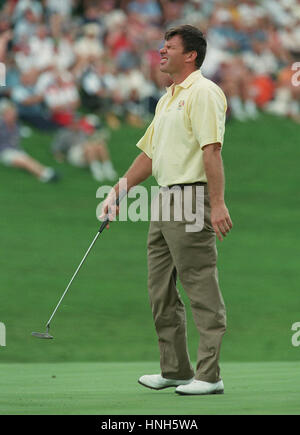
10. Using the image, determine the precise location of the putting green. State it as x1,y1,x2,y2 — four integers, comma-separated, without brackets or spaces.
0,361,299,415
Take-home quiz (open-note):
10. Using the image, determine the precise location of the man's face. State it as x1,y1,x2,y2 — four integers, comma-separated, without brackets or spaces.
159,35,187,75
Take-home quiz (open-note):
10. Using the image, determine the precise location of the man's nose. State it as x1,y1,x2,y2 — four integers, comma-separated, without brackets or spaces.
159,46,166,55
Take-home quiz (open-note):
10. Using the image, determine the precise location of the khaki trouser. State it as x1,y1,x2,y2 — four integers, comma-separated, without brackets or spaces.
147,184,226,383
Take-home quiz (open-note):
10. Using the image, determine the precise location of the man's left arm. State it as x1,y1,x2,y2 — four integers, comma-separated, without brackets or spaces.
203,143,233,241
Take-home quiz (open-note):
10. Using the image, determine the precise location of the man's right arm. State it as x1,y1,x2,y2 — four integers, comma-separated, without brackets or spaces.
123,151,153,192
100,152,152,226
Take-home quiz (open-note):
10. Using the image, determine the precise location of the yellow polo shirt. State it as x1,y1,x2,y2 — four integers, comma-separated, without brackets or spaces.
136,69,227,186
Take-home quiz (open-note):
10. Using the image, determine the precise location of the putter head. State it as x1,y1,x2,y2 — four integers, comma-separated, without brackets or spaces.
31,325,53,339
31,331,54,339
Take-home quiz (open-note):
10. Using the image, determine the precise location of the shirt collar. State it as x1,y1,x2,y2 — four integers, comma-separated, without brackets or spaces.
166,69,203,93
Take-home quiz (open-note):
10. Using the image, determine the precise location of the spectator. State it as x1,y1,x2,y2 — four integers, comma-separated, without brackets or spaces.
101,7,127,31
13,7,40,44
242,39,279,76
11,69,59,130
182,0,207,26
0,0,299,129
12,0,43,23
52,27,77,71
14,41,33,72
160,0,184,28
127,0,162,25
0,100,58,182
116,64,155,126
51,117,118,181
44,0,75,18
74,23,104,61
105,22,133,59
217,58,259,121
266,63,300,122
279,23,300,56
43,70,80,127
236,0,266,27
28,24,54,71
80,60,122,129
263,0,295,27
81,3,103,26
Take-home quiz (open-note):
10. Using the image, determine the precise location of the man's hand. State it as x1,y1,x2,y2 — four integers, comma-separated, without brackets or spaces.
99,189,120,230
99,152,152,229
202,143,233,241
210,202,233,242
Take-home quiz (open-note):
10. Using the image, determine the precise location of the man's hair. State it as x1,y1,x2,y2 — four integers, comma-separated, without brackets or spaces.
164,24,207,69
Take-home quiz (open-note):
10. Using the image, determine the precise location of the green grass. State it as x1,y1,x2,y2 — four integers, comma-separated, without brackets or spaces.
0,114,300,364
0,361,299,415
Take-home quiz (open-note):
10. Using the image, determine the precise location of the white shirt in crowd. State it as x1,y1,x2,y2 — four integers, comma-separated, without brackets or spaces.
43,73,79,110
45,0,74,16
242,49,279,75
117,69,154,100
28,36,54,70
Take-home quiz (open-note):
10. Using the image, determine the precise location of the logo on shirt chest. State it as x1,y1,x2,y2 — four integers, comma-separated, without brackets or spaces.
177,100,185,110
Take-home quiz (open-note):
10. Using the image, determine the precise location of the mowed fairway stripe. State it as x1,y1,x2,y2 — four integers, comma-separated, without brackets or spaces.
0,362,299,415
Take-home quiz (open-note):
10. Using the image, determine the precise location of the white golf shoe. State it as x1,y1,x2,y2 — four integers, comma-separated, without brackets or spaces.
175,379,224,395
138,374,194,390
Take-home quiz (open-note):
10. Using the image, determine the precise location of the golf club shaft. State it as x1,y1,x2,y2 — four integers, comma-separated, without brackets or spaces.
45,190,126,329
46,230,100,328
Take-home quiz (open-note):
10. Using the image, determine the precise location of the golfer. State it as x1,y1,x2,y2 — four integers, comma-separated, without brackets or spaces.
101,24,233,396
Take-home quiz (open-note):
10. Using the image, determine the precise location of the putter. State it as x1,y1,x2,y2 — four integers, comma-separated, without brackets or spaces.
32,191,125,340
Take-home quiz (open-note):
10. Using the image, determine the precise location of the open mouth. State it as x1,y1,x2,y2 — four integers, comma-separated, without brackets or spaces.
160,57,168,65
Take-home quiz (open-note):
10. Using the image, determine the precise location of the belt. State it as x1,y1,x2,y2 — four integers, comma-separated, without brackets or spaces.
167,182,207,188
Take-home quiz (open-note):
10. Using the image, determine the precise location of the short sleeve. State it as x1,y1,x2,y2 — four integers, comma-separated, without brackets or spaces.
189,85,227,149
136,119,154,159
136,96,165,158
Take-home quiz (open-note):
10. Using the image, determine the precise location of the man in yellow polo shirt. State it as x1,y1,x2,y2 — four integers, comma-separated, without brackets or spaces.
101,24,233,395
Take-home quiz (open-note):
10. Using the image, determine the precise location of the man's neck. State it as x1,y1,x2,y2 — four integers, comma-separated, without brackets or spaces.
170,67,198,86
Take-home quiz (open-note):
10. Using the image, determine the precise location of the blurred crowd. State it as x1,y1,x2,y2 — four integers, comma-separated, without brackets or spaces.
0,0,299,182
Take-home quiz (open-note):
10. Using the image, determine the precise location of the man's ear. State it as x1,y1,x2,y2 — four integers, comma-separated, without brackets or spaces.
185,50,197,64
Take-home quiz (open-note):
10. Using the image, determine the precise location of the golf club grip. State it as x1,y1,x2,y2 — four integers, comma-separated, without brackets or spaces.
98,217,109,233
98,195,122,233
